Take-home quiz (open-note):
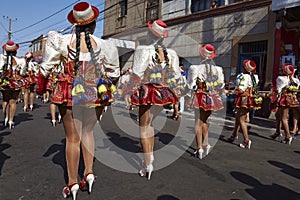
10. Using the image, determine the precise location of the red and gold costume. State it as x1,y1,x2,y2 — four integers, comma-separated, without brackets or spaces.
276,75,299,107
130,44,182,106
39,31,119,107
24,59,38,87
187,63,224,111
234,73,262,110
0,54,27,90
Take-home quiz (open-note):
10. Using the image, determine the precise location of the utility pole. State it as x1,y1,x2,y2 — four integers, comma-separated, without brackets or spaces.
3,16,17,41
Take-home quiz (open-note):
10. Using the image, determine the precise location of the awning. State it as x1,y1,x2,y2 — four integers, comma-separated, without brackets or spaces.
108,38,136,49
272,0,300,11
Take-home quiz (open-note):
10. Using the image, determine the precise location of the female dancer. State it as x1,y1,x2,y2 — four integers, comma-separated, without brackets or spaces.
46,64,63,126
227,60,262,148
130,19,181,180
23,52,38,112
37,2,119,199
270,64,299,144
118,67,133,110
187,44,225,159
0,41,26,129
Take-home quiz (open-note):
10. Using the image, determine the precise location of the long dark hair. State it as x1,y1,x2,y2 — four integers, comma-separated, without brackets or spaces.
73,21,100,76
4,51,16,75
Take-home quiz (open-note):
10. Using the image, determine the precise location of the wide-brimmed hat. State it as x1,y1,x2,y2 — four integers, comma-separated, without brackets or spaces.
199,44,216,59
282,63,295,76
243,59,256,73
25,52,33,59
67,2,99,26
2,41,19,51
148,20,168,38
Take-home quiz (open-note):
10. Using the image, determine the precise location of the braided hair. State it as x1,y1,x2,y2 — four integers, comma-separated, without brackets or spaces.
74,21,100,76
154,42,169,66
4,51,16,76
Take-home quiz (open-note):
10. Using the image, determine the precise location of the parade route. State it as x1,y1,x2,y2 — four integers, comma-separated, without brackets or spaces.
0,98,299,200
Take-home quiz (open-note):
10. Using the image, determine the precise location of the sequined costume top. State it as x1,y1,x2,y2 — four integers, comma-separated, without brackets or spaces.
276,75,300,107
40,31,119,79
234,73,262,109
39,31,119,106
0,54,27,89
130,44,181,106
132,45,181,87
186,64,224,111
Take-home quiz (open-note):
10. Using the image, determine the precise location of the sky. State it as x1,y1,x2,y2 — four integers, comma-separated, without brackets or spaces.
0,0,105,56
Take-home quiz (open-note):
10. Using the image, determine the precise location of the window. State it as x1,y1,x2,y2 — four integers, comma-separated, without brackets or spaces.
146,0,159,21
191,0,211,13
238,41,268,90
118,0,127,18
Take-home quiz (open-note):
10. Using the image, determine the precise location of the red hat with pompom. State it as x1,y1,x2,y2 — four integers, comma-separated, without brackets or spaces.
2,41,19,51
148,20,168,38
67,2,99,26
199,44,216,59
243,59,256,73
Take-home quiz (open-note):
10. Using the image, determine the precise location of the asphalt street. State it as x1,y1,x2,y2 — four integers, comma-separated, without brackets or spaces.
0,97,299,200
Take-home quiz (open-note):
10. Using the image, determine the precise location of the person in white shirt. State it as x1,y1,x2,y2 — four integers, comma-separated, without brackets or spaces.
37,2,119,199
227,60,262,149
187,44,225,159
129,19,182,180
270,64,299,144
0,41,26,129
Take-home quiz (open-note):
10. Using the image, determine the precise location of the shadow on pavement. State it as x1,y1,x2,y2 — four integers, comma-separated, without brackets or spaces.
231,171,300,200
43,139,68,183
268,160,300,180
97,132,142,170
157,195,180,200
0,132,11,176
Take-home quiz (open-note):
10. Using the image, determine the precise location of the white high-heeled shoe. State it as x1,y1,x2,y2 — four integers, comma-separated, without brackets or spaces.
51,120,56,127
58,114,62,123
146,164,153,180
29,105,34,111
240,140,252,149
204,144,211,156
80,173,95,193
8,121,14,129
139,160,154,180
281,137,292,145
4,117,8,127
63,183,79,200
194,148,204,159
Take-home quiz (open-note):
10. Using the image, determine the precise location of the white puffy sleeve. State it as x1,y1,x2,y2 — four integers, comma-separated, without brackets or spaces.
187,65,200,89
236,73,248,91
215,65,225,89
15,57,27,76
0,54,6,73
98,39,120,78
40,31,66,77
168,49,180,79
253,74,259,86
132,46,152,78
28,61,37,72
276,76,288,93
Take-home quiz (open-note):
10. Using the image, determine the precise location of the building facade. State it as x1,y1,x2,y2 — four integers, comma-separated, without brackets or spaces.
29,34,47,63
103,0,278,91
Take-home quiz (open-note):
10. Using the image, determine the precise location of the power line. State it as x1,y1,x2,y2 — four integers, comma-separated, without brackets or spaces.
13,1,106,43
13,0,80,34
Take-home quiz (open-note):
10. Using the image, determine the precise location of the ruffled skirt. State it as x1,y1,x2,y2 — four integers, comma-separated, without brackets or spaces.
51,75,114,107
235,95,262,110
131,84,178,106
277,93,299,107
187,91,223,111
